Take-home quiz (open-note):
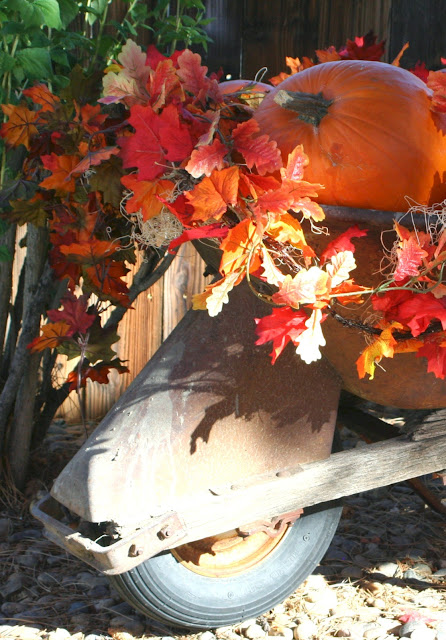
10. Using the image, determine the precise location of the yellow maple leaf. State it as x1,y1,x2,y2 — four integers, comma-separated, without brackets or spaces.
356,322,403,380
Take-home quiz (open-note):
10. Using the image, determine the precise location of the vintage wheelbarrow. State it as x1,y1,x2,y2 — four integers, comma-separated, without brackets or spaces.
32,205,446,630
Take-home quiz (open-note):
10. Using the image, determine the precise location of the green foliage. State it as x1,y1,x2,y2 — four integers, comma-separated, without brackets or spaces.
147,0,213,54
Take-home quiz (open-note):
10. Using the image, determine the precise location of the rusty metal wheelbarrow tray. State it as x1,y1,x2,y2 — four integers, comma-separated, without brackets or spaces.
31,205,446,576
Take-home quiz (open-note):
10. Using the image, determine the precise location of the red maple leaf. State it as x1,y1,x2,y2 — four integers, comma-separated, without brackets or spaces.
146,44,184,70
119,103,193,180
232,119,282,175
185,138,228,178
416,333,446,379
410,61,429,83
168,223,229,252
339,31,385,61
69,146,120,177
255,306,308,364
427,69,446,113
177,49,220,102
47,291,96,336
395,293,446,336
159,194,195,227
147,59,185,110
320,225,368,264
254,186,295,218
49,246,82,288
393,234,429,282
67,359,130,391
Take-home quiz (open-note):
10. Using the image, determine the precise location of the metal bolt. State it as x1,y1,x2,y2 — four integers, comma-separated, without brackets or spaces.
158,525,172,539
128,544,143,557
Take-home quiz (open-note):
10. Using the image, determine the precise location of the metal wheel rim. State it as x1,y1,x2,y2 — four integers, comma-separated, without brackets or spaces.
171,526,290,577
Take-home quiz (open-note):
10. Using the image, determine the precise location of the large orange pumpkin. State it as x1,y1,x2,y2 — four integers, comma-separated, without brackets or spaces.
254,60,446,212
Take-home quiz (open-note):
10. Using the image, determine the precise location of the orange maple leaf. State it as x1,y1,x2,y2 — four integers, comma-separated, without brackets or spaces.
219,219,262,275
28,321,72,352
40,154,81,193
269,56,313,85
268,214,316,260
121,174,174,220
77,103,108,133
281,145,309,181
0,104,39,149
316,46,341,63
23,84,60,112
186,166,240,222
239,173,281,200
330,279,369,305
85,260,130,306
254,186,295,220
59,239,118,263
356,323,402,379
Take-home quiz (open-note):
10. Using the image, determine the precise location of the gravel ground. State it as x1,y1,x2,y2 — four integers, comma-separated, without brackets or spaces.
0,420,445,640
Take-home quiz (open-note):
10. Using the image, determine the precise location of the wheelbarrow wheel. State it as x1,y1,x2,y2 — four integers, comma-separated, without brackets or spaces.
109,500,342,630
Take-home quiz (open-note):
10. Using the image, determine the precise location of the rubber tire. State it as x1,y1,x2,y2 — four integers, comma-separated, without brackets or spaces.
109,500,342,630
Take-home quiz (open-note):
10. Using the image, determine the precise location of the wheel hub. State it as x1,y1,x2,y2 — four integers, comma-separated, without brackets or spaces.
171,511,303,577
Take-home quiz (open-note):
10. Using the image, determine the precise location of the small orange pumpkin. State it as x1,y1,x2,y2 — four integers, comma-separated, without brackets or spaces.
254,60,446,212
219,79,272,94
219,79,271,108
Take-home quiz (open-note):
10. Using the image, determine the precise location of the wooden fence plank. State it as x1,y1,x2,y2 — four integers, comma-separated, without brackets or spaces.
388,0,446,69
242,0,319,81
315,0,392,58
56,247,209,422
162,244,211,338
203,1,244,80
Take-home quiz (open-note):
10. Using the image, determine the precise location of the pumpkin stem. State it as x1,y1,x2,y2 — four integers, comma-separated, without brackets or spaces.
274,90,333,127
